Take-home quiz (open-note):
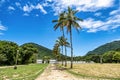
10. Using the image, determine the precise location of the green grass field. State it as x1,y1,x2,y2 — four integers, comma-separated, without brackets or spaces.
0,64,48,80
67,63,120,80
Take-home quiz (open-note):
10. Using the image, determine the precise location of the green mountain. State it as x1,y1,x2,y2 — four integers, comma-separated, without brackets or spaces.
21,43,55,59
86,40,120,55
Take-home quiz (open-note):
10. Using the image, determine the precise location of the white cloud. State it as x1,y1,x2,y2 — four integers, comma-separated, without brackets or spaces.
46,0,114,15
23,13,29,16
36,3,47,14
23,4,33,12
23,3,47,14
79,13,120,33
15,2,21,7
36,14,39,17
0,21,7,35
94,12,102,16
0,22,6,31
8,6,15,10
0,32,4,35
110,9,120,15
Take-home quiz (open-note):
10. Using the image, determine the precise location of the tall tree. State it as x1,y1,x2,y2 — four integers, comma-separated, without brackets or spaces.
0,41,19,65
53,43,60,61
52,12,66,36
52,12,69,66
65,7,83,68
20,44,38,64
62,37,70,67
56,36,64,65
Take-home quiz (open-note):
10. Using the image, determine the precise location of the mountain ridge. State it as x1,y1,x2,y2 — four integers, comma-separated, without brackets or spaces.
21,43,55,59
86,40,120,55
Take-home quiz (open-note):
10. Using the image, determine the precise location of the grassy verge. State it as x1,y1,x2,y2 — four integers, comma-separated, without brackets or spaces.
64,63,120,80
0,64,48,80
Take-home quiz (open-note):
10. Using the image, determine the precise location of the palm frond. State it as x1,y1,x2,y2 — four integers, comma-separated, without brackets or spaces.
74,17,83,22
54,22,62,30
52,20,58,23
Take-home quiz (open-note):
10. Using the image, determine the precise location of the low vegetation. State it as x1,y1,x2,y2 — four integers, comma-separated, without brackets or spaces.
67,63,120,79
0,64,48,80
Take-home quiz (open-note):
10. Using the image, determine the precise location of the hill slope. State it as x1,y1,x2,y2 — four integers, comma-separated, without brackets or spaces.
21,43,55,59
86,40,120,55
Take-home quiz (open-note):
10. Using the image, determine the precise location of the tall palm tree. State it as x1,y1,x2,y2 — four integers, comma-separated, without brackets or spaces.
56,36,64,66
62,37,70,67
53,43,60,61
65,7,83,68
52,12,68,66
52,12,66,36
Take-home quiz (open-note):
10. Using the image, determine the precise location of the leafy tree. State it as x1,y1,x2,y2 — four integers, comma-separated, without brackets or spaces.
0,53,7,65
20,44,38,64
91,55,101,63
0,41,19,65
113,52,120,63
42,56,50,63
103,51,116,63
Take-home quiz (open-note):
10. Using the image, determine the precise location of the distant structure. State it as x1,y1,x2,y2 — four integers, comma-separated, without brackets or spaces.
37,59,57,64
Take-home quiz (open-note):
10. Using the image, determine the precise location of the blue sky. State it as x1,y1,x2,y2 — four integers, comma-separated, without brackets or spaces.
0,0,120,56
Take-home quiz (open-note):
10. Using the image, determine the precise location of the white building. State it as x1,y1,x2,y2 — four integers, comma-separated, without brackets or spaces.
36,59,57,64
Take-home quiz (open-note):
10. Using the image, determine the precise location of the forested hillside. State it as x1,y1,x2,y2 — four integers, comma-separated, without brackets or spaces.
22,43,55,59
83,40,120,63
86,41,120,55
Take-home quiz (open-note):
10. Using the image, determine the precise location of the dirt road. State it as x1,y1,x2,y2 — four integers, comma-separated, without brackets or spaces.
35,64,81,80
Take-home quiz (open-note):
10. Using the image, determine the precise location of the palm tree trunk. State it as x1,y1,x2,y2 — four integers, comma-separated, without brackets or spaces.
61,46,64,66
70,29,73,69
62,29,67,67
65,45,67,67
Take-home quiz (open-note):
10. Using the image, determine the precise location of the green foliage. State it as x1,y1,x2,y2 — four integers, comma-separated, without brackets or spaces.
103,51,115,63
0,40,18,65
103,51,120,63
113,52,120,63
84,41,120,63
42,56,50,63
20,43,38,64
24,43,55,59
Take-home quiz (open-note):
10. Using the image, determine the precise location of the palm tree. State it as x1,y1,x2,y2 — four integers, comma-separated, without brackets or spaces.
52,12,68,66
56,36,64,66
62,37,70,67
53,43,60,61
52,12,66,37
65,7,83,68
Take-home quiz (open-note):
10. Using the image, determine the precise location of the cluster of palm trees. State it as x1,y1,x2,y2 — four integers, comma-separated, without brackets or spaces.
53,36,70,67
52,7,83,68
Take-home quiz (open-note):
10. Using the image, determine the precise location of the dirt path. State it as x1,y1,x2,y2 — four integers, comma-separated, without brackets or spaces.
36,64,93,80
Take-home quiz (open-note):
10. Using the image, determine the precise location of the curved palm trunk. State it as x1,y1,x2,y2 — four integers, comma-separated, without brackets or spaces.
70,29,73,69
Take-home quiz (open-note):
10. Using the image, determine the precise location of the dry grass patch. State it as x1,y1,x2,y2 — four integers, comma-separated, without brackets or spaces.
67,63,120,79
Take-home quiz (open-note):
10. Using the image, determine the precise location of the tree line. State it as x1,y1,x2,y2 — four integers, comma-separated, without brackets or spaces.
84,50,120,63
0,40,38,66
